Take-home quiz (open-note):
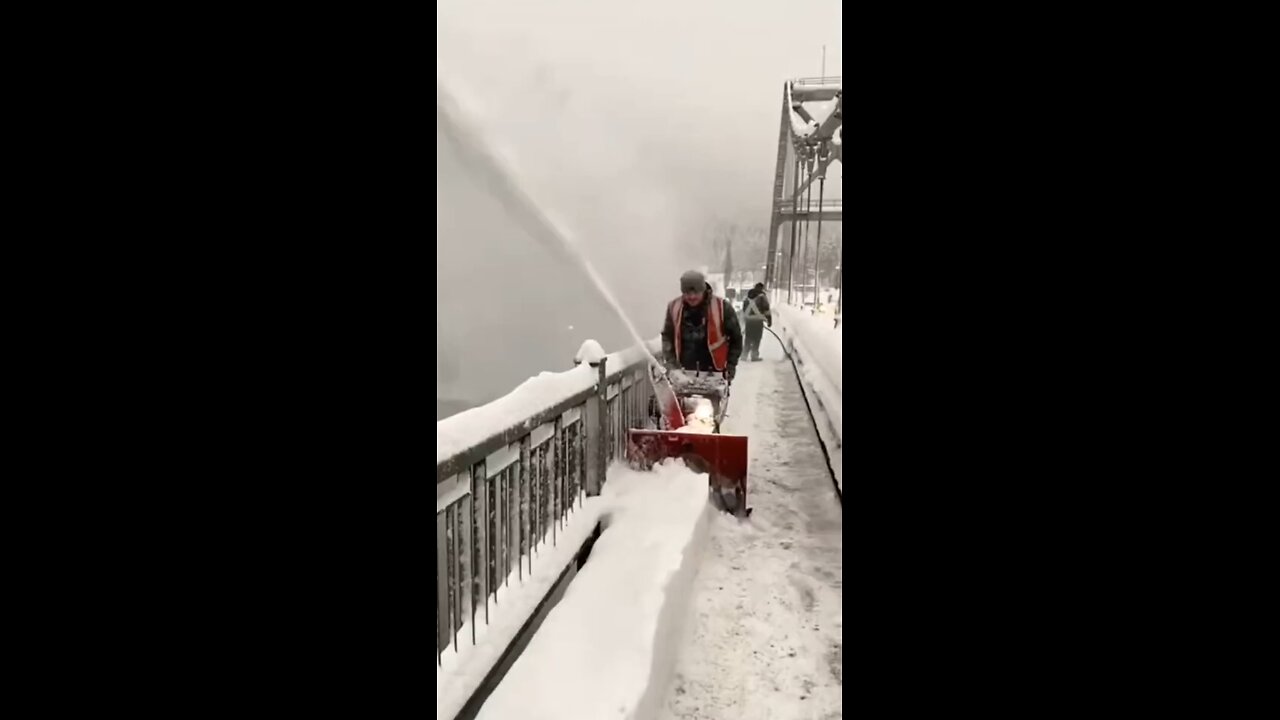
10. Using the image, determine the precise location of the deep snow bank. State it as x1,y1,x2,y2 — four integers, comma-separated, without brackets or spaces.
474,461,711,720
775,306,841,441
775,305,843,491
437,499,604,720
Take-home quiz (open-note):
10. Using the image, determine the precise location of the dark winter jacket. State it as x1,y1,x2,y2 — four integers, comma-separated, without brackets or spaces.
742,289,772,325
661,291,743,374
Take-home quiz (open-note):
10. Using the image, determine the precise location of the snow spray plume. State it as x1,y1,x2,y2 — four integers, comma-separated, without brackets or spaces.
437,78,660,367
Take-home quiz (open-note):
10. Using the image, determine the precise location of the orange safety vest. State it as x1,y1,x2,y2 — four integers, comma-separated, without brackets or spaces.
668,295,729,371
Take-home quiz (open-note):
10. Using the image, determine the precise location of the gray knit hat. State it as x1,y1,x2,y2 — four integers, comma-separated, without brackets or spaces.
680,270,707,294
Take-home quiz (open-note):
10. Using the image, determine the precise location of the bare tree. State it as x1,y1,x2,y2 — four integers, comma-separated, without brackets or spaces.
700,221,777,289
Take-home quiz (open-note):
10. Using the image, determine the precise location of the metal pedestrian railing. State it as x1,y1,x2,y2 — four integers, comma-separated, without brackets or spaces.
436,346,656,665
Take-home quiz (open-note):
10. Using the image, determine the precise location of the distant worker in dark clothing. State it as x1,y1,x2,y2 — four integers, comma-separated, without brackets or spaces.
662,270,744,380
741,283,772,361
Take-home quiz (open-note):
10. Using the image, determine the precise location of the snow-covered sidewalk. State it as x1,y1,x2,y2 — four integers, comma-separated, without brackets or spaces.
659,336,844,720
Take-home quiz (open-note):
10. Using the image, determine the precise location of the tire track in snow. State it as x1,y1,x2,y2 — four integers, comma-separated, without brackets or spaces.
660,340,843,720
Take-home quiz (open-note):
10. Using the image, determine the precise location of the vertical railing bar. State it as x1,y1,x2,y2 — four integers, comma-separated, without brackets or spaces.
579,412,587,507
496,474,501,601
437,507,449,661
543,443,551,542
520,435,531,577
610,395,618,462
473,460,488,630
504,461,514,586
559,416,567,527
532,444,540,554
507,467,515,588
618,387,626,464
504,467,511,588
450,504,459,654
557,415,567,527
579,414,585,506
542,442,548,538
551,422,559,546
459,493,473,646
538,443,546,547
490,471,500,606
528,445,535,561
546,440,553,540
567,420,574,508
547,438,555,539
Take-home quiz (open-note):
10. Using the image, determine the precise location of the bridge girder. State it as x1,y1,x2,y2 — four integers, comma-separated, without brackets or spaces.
766,77,843,296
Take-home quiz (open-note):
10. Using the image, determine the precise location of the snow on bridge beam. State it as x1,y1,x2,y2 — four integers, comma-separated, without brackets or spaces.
790,83,841,101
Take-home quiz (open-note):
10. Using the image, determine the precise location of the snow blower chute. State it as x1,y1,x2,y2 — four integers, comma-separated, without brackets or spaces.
626,369,750,516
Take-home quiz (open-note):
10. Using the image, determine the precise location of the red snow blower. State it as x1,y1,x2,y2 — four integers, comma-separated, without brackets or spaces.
626,368,751,517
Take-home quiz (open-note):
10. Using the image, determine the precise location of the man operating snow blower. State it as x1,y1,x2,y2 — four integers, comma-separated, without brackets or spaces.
628,270,751,516
661,270,743,382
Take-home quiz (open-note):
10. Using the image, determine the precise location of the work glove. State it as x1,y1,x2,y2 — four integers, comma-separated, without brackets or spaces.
726,366,736,382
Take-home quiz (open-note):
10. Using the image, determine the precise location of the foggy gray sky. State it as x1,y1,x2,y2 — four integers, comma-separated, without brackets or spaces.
437,0,842,413
439,0,842,218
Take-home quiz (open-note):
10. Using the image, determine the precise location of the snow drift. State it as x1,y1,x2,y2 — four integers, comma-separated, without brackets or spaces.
775,305,842,491
474,461,711,720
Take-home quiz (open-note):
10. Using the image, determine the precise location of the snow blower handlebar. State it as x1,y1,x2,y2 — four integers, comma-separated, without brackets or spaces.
652,365,734,428
666,369,730,396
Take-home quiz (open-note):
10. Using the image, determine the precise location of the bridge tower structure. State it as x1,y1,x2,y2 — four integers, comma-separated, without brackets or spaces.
765,77,843,310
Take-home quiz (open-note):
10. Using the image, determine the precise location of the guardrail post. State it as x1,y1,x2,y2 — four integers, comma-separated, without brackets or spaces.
584,356,608,496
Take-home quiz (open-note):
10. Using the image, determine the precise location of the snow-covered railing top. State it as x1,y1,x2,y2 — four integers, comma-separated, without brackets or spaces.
436,338,660,481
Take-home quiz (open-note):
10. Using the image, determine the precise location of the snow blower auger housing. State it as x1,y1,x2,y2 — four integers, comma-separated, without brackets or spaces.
626,368,751,517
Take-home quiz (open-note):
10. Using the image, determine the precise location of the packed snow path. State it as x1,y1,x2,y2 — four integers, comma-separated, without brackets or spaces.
660,336,843,720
